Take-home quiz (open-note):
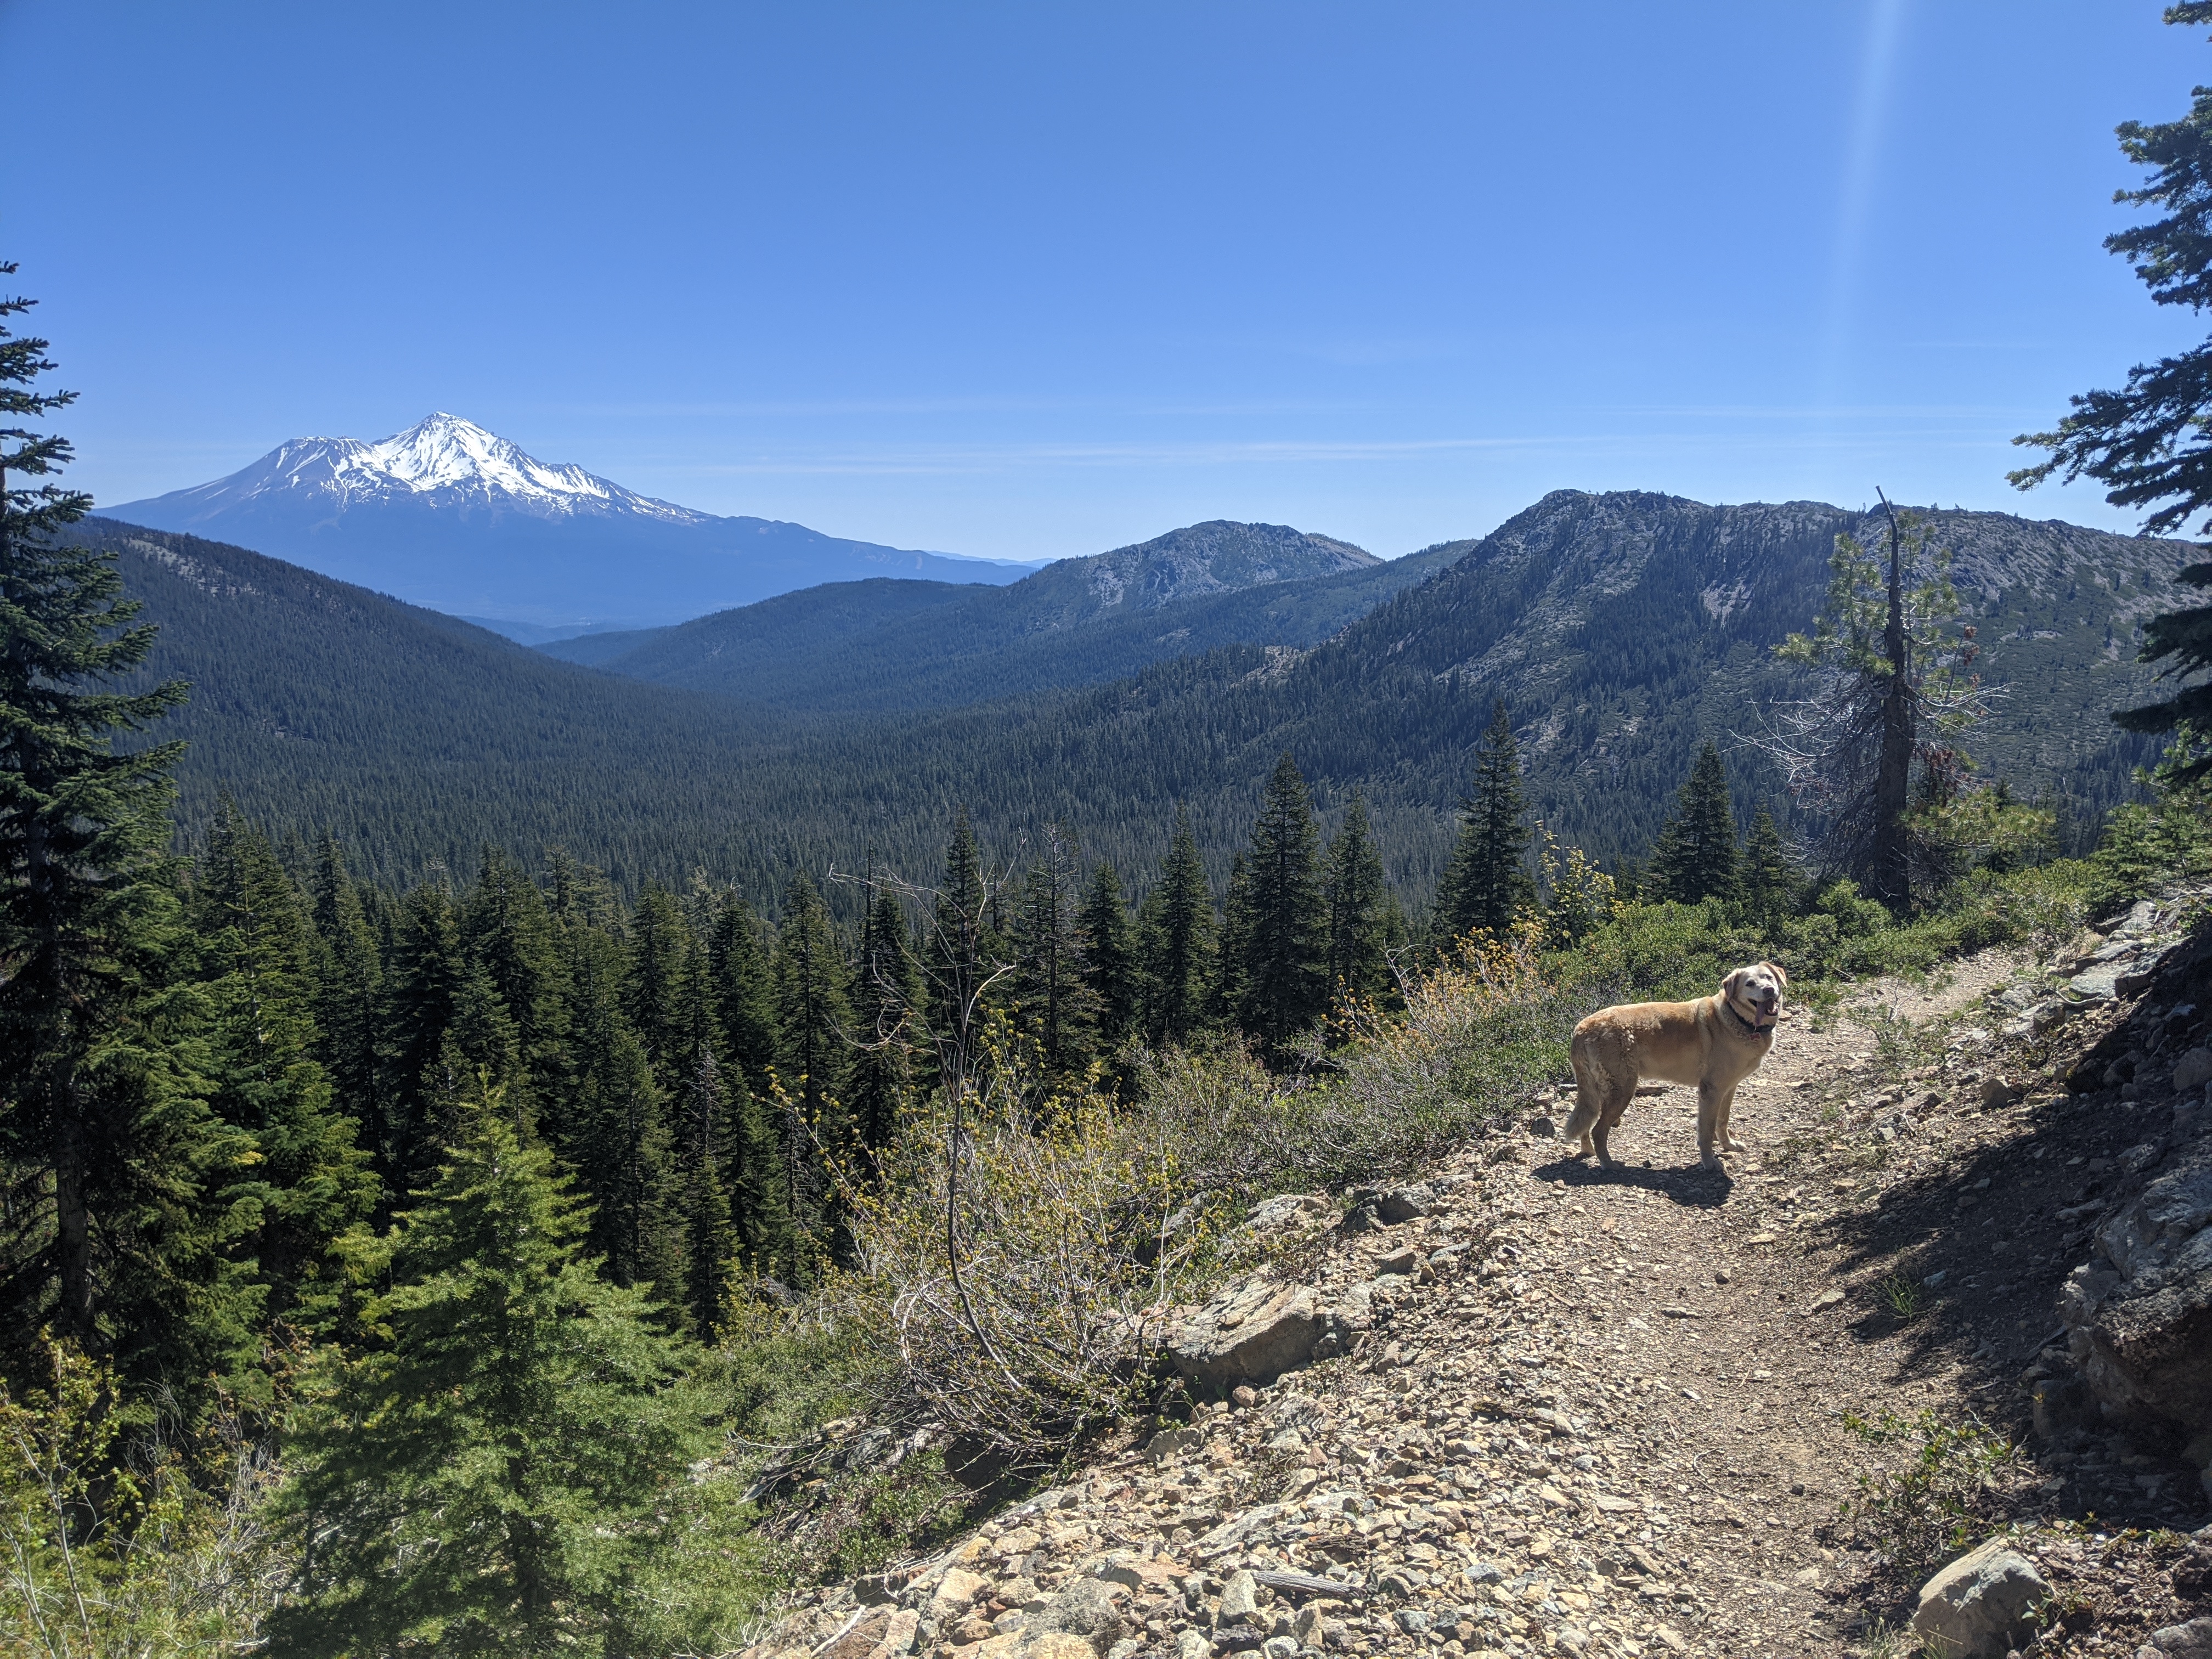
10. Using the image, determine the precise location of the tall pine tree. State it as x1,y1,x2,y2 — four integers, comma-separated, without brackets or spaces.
1075,861,1138,1050
847,878,921,1158
1740,803,1799,912
1137,805,1214,1047
707,893,780,1097
1436,701,1536,943
1235,753,1328,1053
1649,741,1741,904
0,276,238,1397
1012,823,1096,1079
1322,790,1400,1005
771,872,850,1262
190,804,374,1344
309,833,388,1184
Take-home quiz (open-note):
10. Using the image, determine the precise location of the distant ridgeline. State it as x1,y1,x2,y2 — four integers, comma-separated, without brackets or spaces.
78,489,2182,907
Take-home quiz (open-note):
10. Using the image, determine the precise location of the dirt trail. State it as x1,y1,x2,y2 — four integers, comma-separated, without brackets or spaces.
762,946,2210,1659
1465,951,2029,1656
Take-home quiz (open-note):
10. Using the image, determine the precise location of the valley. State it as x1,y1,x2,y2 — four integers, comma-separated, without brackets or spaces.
92,489,2183,905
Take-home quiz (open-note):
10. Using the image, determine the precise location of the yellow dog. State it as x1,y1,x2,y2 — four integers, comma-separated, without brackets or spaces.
1562,962,1787,1171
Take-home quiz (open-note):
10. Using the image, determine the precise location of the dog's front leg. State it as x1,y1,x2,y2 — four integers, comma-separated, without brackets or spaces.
1696,1082,1726,1170
1716,1086,1744,1153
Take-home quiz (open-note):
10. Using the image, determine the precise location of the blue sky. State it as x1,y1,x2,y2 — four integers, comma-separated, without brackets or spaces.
5,2,2207,561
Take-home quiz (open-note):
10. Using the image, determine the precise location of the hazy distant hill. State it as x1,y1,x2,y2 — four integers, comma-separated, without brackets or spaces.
81,493,2183,905
540,520,1432,711
98,412,1040,628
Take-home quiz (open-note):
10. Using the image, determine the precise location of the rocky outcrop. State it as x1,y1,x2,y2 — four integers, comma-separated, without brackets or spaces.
2038,891,2212,1486
2062,1136,2212,1438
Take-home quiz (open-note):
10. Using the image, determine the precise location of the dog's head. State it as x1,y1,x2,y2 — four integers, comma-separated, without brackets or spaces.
1721,960,1787,1031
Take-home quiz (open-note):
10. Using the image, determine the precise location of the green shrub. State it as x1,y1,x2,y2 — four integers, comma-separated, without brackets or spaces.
1839,1409,2027,1575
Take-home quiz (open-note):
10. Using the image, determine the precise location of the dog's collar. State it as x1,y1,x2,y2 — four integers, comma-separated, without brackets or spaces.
1720,997,1775,1037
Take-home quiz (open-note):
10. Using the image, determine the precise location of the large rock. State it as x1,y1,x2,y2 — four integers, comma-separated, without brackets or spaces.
1017,1580,1125,1658
2138,1616,2212,1657
2061,1137,2212,1433
1167,1273,1373,1387
1910,1541,2051,1658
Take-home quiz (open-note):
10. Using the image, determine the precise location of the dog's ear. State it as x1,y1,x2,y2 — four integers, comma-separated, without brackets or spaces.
1763,960,1789,988
1720,966,1747,1000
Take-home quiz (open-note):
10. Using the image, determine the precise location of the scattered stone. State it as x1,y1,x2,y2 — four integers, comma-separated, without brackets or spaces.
928,1567,990,1618
1910,1541,2053,1658
1216,1569,1260,1624
1019,1581,1125,1658
2176,1049,2212,1094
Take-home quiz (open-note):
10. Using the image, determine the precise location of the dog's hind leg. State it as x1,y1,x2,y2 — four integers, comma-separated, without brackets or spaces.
1591,1084,1631,1167
1563,1045,1603,1158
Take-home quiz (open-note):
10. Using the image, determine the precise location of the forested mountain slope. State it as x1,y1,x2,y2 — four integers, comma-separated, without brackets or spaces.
540,520,1449,712
93,493,2182,906
782,490,2177,894
77,518,806,891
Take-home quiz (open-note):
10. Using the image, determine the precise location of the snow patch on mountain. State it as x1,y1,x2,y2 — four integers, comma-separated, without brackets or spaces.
161,413,712,525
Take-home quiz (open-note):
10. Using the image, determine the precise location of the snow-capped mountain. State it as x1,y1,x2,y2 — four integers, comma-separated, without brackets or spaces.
100,414,1040,629
177,413,714,525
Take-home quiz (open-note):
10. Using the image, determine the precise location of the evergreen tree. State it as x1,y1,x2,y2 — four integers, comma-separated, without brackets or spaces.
0,276,238,1392
382,883,465,1192
695,901,792,1278
624,880,693,1090
271,1091,712,1658
847,879,921,1156
562,921,681,1298
1436,701,1537,943
1011,822,1096,1079
1075,861,1138,1049
1322,791,1400,1003
1649,741,1741,904
459,847,569,1123
191,804,375,1336
1137,805,1214,1046
928,805,994,1076
771,872,850,1256
1235,753,1328,1052
1740,803,1799,912
1205,853,1249,1031
309,833,388,1180
707,893,780,1095
2013,3,2212,774
668,949,736,1337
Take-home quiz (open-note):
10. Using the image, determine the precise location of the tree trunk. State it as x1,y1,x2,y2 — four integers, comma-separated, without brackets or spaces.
54,1092,92,1342
1872,501,1915,907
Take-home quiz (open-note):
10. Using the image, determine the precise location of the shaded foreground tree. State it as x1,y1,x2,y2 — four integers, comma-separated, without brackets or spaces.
0,268,237,1393
2013,2,2212,777
273,1090,730,1658
1760,501,1986,907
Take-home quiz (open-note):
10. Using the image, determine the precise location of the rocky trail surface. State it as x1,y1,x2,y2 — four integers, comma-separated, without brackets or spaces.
752,921,2212,1659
